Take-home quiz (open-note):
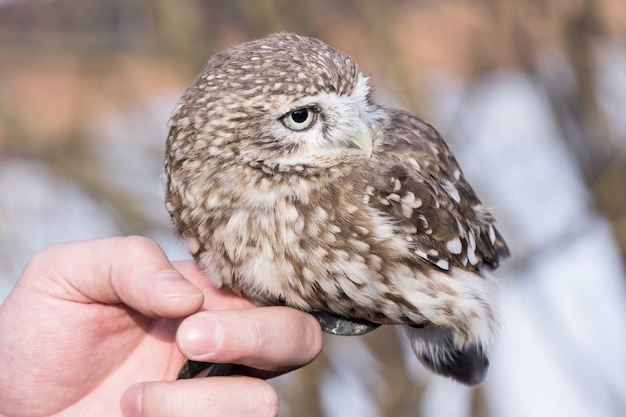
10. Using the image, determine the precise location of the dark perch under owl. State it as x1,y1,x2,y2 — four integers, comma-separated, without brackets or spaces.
165,33,509,385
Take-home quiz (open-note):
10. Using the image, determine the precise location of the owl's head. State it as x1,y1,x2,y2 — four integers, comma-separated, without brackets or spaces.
167,33,380,176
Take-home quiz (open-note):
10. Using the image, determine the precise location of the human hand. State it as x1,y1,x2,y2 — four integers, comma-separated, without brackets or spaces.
0,237,322,417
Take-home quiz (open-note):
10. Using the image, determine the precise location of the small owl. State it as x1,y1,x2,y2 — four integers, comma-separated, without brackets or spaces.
165,33,509,385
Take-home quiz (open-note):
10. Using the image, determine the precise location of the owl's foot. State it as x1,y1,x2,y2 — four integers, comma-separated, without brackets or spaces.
177,361,234,379
310,310,380,335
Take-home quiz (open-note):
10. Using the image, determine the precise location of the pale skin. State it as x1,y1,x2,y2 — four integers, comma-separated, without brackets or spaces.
0,236,323,417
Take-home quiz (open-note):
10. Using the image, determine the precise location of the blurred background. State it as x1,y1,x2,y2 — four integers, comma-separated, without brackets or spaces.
1,0,625,416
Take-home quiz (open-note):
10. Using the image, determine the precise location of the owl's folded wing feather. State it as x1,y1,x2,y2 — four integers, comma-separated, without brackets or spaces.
365,109,509,273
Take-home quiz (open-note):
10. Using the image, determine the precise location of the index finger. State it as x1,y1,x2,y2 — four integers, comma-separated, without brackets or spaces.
18,236,205,319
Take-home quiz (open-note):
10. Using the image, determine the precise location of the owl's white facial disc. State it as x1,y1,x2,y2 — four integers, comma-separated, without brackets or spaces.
267,73,379,167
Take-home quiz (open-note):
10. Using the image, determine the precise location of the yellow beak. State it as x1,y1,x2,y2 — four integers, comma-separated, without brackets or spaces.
349,118,373,158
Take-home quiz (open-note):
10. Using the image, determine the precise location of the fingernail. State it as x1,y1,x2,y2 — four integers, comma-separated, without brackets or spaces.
178,314,224,358
156,270,202,298
120,383,143,417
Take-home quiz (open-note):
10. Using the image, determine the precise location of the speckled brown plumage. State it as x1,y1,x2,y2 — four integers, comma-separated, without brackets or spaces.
165,33,509,385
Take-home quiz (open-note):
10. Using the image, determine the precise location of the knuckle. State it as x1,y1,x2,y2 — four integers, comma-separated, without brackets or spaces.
24,245,57,271
23,241,73,276
117,235,162,256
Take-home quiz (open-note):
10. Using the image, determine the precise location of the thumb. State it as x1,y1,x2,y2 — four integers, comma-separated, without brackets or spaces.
20,236,204,319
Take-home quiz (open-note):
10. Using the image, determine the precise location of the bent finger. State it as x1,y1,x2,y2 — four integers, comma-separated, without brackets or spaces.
22,236,203,319
177,307,322,372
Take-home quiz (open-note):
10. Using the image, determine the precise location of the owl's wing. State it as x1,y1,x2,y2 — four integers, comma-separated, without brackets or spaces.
365,109,509,272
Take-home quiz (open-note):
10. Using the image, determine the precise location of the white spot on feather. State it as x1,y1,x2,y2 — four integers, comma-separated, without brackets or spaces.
283,204,299,222
350,239,370,254
467,246,478,265
401,192,422,208
315,207,328,221
329,224,341,234
184,235,200,254
345,203,359,214
401,205,413,218
443,181,461,203
446,238,463,254
435,259,450,270
415,247,429,260
468,231,476,250
488,224,497,244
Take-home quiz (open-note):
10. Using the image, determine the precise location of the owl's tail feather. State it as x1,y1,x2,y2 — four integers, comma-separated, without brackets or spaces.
404,325,490,386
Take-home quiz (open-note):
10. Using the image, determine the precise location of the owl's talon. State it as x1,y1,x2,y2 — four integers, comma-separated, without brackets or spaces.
177,361,234,379
310,310,380,335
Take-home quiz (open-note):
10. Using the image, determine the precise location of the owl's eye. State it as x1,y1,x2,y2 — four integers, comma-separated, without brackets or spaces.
282,107,317,131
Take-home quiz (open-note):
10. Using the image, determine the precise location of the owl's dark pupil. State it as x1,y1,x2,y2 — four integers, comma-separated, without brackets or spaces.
291,109,308,123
